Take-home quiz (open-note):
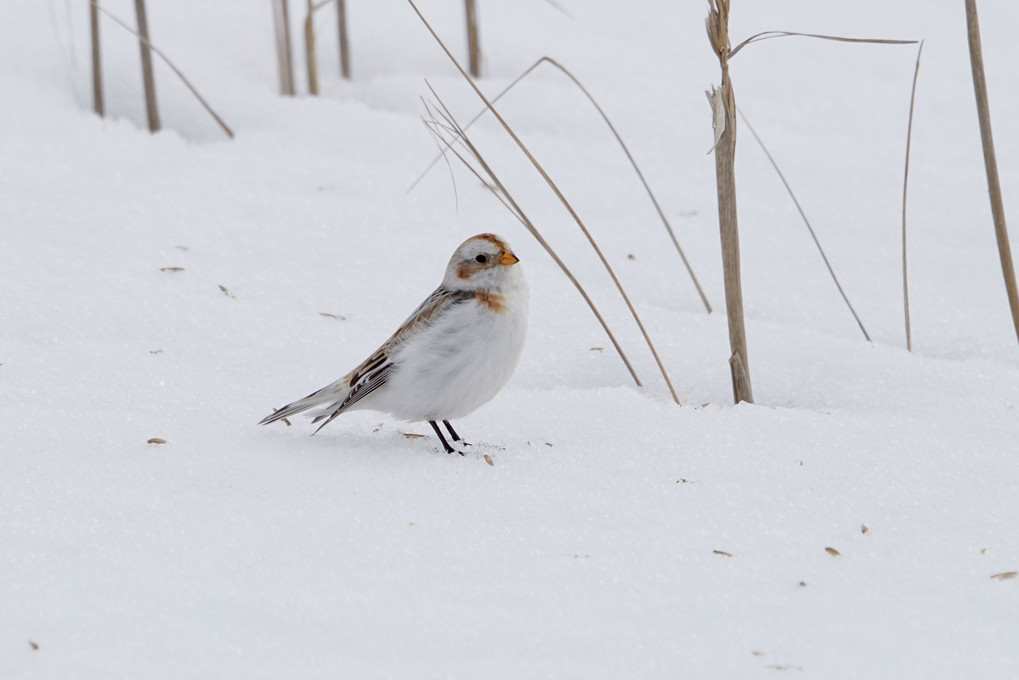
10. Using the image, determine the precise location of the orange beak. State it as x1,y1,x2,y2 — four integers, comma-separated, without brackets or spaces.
498,251,519,265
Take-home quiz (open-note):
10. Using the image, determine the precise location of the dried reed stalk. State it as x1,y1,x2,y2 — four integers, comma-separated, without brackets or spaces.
737,107,871,342
273,0,296,95
409,0,682,403
337,0,350,79
408,56,713,314
902,42,923,351
965,0,1019,347
465,0,481,78
92,3,234,138
305,0,319,94
707,0,753,404
133,0,160,132
90,0,104,116
730,31,917,59
420,90,642,390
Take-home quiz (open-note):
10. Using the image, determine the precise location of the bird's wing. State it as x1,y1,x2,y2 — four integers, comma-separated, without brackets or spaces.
309,287,475,433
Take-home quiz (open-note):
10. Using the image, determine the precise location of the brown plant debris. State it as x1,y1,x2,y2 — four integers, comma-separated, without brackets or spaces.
861,524,869,534
990,572,1016,581
713,550,733,557
147,438,167,445
319,312,347,320
160,267,185,273
484,454,494,466
403,433,425,439
219,285,236,298
28,641,39,651
825,547,841,557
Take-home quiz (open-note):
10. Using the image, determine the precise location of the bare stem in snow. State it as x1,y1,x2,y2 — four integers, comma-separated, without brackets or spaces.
408,56,713,315
273,0,296,95
737,107,871,343
409,0,683,404
133,0,160,132
90,0,104,116
337,0,350,78
305,0,319,94
465,0,481,78
965,0,1019,348
92,2,234,138
707,0,753,404
902,41,924,351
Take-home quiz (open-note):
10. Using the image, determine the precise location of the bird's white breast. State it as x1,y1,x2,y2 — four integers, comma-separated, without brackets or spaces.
369,272,528,422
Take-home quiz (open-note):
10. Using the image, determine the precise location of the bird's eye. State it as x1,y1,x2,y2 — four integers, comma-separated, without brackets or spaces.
475,254,488,263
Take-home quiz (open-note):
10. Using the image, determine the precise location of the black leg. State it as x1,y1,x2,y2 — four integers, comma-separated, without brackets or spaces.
442,420,461,441
429,420,457,455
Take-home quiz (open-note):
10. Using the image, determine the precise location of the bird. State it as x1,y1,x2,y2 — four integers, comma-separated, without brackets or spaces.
259,233,529,454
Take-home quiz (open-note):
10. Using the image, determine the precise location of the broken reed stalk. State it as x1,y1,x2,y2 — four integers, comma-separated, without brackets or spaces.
737,107,871,342
420,88,642,389
133,0,160,132
465,0,481,78
273,0,296,95
902,42,923,351
337,0,350,78
90,0,103,116
305,0,319,94
92,3,234,139
965,0,1019,347
408,0,682,404
707,0,753,404
408,56,713,315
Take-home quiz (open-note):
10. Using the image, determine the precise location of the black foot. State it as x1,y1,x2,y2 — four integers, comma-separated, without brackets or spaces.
429,420,458,455
443,420,471,449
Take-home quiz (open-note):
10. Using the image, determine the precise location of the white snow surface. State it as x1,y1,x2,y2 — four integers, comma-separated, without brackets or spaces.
2,0,1018,677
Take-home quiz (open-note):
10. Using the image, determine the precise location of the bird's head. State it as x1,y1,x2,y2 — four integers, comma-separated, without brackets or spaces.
442,233,522,291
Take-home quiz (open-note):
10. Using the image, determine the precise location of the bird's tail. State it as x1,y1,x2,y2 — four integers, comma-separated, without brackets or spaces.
259,379,349,427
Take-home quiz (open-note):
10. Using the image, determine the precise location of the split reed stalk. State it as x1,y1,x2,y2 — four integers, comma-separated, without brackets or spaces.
707,0,753,404
965,0,1019,347
134,0,159,132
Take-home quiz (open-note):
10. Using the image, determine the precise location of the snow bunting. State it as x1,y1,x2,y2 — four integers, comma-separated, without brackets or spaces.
260,233,528,454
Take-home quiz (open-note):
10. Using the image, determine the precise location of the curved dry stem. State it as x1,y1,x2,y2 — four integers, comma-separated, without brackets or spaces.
92,1,234,139
902,41,923,351
737,107,871,342
409,0,681,403
408,56,712,315
421,86,643,388
730,30,918,60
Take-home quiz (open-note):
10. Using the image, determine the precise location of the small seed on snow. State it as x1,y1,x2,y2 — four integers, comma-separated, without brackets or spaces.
147,438,167,445
825,547,841,557
484,454,494,466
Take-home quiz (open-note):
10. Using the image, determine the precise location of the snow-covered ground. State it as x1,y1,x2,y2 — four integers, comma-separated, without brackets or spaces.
2,0,1018,677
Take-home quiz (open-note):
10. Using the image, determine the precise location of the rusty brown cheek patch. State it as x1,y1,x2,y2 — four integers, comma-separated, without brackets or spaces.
475,291,507,313
457,262,475,280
